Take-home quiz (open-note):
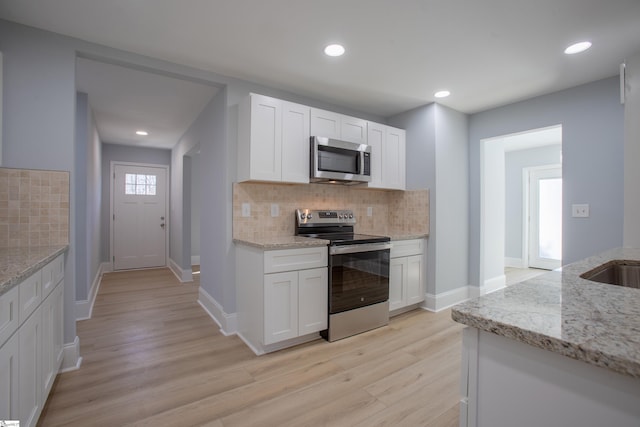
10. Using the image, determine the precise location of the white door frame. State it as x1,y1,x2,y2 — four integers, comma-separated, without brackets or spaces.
523,164,562,270
110,161,170,270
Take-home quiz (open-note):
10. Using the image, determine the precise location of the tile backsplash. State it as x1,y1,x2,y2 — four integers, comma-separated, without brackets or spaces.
233,182,429,240
0,168,70,248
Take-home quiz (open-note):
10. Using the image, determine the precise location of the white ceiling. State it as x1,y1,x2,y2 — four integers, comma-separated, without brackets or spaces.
1,0,640,147
76,58,219,149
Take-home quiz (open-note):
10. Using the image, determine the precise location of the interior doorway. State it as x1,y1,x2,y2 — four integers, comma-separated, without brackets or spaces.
480,125,562,293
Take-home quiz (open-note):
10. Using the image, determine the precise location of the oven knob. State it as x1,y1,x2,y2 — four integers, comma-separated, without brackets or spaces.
307,214,313,219
349,213,354,219
300,213,306,220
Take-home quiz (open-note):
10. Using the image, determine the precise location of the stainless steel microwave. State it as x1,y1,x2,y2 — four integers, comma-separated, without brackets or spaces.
310,136,371,185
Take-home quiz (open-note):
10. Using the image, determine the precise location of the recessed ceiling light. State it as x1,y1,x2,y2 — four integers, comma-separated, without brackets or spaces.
434,90,451,98
564,41,592,55
324,44,345,57
136,130,149,136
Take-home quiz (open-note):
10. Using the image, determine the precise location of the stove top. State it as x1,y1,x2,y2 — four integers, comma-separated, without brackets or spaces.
295,209,390,245
298,232,390,246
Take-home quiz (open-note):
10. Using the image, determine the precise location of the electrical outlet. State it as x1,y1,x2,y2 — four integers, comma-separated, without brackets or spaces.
367,207,373,217
241,203,251,217
271,203,280,217
572,204,589,218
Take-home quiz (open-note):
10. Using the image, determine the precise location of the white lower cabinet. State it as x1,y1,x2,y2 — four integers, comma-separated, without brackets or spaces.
0,253,65,426
237,245,328,354
0,332,19,419
264,267,327,345
389,239,425,313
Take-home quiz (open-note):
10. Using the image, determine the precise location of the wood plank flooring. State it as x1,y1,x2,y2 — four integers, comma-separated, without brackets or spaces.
37,267,463,427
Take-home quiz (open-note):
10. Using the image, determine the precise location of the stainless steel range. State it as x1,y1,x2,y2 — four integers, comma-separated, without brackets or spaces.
295,209,391,341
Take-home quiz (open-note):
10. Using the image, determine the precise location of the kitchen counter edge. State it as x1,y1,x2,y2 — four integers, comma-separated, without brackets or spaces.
451,247,640,379
0,245,69,296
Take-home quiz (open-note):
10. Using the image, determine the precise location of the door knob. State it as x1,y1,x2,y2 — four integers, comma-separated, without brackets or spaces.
160,223,165,229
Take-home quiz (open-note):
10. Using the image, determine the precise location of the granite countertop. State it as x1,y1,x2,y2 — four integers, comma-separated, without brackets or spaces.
452,247,640,379
0,245,69,296
234,234,427,250
233,236,330,250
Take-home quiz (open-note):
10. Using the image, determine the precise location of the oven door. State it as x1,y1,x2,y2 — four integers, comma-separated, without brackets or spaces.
329,243,391,314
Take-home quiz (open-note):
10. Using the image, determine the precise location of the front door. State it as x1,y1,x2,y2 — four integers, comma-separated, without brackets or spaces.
112,164,168,270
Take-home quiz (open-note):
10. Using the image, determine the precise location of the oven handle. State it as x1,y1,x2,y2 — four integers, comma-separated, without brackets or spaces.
329,242,392,255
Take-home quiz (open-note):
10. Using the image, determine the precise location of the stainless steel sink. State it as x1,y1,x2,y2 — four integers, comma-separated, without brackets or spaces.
580,260,640,289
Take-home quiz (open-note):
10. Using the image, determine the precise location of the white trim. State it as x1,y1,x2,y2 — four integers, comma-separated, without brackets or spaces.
197,287,237,336
169,258,193,283
423,286,472,312
191,255,200,265
481,274,506,295
75,262,110,320
110,161,170,271
504,257,525,268
60,336,83,373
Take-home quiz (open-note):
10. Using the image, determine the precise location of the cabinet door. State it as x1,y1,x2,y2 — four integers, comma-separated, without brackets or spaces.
0,286,19,347
341,115,368,144
367,122,385,188
0,332,19,420
250,94,282,181
298,267,328,335
281,101,310,183
389,257,407,311
406,254,425,305
264,271,298,345
19,270,41,324
310,108,341,139
19,309,42,427
384,127,406,190
41,283,63,398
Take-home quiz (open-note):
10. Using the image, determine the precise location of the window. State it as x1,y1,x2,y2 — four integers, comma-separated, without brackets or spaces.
125,173,157,195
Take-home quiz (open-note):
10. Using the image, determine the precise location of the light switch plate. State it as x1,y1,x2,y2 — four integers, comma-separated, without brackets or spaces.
572,204,589,218
241,203,251,217
271,203,279,217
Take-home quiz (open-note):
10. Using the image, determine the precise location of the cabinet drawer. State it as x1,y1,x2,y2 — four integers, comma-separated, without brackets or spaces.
391,239,424,258
264,247,328,274
41,254,64,298
19,269,42,324
0,286,20,347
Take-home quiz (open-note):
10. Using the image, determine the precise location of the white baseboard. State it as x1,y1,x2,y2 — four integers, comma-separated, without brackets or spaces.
76,262,110,320
474,274,506,297
60,336,82,373
198,287,237,336
423,286,472,312
191,255,200,265
505,257,525,268
169,258,193,282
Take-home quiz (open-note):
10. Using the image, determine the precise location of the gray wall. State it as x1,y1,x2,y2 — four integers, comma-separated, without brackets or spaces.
469,77,624,287
101,143,171,263
624,51,640,247
505,145,562,260
389,103,469,296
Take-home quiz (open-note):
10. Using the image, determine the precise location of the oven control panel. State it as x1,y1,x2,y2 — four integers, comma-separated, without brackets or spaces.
296,209,356,225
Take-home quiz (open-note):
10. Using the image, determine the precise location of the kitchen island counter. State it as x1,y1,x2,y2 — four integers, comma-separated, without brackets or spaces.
452,247,640,378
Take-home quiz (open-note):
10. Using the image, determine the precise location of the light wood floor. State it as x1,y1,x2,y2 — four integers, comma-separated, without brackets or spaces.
504,266,547,286
38,267,464,427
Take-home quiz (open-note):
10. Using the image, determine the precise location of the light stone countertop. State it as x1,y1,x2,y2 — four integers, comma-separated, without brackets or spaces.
233,236,330,250
233,234,427,250
452,247,640,378
0,245,69,296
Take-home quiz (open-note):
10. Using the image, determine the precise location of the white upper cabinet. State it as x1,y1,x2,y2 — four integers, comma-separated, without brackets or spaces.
367,123,406,190
310,108,368,144
238,94,310,184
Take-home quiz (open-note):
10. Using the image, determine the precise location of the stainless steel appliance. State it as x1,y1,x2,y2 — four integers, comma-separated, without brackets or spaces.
295,208,391,341
310,136,371,185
